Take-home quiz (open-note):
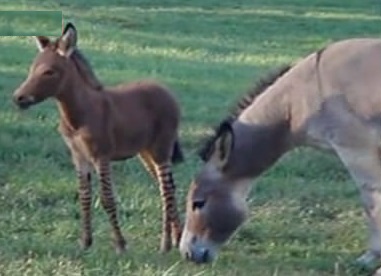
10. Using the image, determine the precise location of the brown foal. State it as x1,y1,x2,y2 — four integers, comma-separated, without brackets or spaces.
12,22,183,253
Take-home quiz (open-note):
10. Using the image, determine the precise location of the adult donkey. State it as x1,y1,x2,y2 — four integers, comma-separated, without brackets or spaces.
180,38,381,270
13,22,183,253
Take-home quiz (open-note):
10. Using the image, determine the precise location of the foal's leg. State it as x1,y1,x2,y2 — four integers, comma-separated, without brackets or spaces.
94,158,126,254
140,150,182,251
332,143,381,268
139,152,157,180
72,156,93,250
153,160,182,252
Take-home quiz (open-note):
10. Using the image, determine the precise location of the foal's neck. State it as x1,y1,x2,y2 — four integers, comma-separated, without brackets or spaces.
56,77,104,133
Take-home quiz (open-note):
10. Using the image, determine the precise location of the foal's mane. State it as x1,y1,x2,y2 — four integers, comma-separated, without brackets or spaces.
198,64,292,161
71,49,103,90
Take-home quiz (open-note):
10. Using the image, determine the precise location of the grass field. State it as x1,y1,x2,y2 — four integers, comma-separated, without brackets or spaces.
1,0,381,275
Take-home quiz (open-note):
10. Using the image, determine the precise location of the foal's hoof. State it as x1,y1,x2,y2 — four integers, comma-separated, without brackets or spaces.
114,239,127,255
79,235,93,250
160,238,172,253
171,231,182,248
115,244,127,255
171,221,183,248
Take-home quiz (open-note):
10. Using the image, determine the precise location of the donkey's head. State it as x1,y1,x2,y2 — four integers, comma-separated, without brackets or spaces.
13,23,78,109
180,121,251,264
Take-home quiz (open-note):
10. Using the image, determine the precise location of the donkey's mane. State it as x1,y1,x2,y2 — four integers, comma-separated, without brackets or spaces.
229,65,291,120
198,64,292,161
71,49,103,90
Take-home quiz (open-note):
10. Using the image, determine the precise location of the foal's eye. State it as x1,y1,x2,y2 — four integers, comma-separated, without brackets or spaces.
192,200,206,211
43,69,55,76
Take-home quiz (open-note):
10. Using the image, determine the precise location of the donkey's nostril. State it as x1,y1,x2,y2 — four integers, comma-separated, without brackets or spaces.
201,248,209,263
190,248,210,264
185,251,191,260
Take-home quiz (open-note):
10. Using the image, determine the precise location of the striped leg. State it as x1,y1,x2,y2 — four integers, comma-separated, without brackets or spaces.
139,152,157,180
154,162,182,252
95,159,126,254
73,158,93,250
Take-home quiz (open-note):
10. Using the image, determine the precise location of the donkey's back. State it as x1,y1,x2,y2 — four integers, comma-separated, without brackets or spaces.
282,38,381,147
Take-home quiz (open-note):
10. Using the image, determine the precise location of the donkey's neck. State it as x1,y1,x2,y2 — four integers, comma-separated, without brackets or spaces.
227,85,292,179
239,78,290,127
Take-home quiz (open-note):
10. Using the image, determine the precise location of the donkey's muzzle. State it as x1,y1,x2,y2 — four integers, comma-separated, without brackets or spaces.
13,94,35,110
179,229,217,264
186,247,211,264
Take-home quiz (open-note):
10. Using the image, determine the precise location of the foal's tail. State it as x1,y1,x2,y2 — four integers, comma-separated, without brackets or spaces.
172,140,185,164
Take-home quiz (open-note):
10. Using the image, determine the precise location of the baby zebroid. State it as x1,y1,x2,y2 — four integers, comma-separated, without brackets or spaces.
13,23,184,253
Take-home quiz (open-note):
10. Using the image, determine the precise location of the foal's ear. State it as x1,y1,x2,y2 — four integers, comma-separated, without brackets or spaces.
209,121,234,170
35,36,51,52
57,22,77,57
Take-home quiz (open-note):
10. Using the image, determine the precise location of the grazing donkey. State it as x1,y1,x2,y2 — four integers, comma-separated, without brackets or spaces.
12,22,183,253
180,38,381,270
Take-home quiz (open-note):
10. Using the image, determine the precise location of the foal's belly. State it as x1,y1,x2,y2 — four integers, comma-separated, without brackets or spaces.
110,131,150,161
110,145,143,161
111,153,135,161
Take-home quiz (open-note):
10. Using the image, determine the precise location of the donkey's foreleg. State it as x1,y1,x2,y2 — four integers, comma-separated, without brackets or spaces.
332,144,381,269
73,158,93,250
95,158,126,254
357,185,381,266
154,162,182,252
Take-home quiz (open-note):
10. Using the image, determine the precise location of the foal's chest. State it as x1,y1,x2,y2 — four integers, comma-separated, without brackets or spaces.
58,124,107,161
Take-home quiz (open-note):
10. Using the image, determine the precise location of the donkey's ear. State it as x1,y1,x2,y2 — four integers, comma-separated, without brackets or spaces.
208,121,234,170
57,22,77,57
35,36,51,52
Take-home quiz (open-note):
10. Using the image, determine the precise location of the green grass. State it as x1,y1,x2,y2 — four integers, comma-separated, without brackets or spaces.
0,0,381,275
0,11,62,36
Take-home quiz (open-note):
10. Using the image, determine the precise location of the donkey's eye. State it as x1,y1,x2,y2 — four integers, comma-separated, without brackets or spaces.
192,200,206,211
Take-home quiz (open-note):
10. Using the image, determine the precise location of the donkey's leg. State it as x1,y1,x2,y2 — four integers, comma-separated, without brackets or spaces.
332,143,381,268
94,158,126,254
72,156,93,250
152,160,182,252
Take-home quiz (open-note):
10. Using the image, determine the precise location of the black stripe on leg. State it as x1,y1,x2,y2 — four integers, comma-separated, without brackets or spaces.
76,169,93,240
155,164,180,224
